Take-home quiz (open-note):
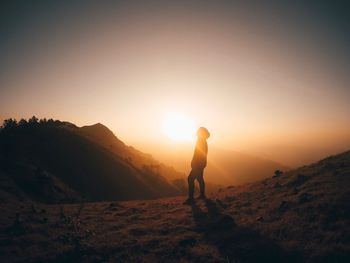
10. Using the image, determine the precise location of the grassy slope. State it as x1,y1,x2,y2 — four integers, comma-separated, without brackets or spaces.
0,150,349,262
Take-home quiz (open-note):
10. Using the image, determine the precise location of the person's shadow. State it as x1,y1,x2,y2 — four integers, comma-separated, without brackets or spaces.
191,199,301,262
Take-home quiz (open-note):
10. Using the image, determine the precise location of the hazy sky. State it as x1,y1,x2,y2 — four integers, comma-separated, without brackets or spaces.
1,1,349,166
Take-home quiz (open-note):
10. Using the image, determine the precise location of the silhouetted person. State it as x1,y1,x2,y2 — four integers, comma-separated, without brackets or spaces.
184,127,210,204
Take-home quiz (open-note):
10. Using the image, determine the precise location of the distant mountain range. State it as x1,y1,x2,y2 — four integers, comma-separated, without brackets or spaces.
0,118,186,202
205,147,289,185
151,145,289,186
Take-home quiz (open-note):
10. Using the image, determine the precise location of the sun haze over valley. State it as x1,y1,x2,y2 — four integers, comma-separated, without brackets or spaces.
162,112,196,142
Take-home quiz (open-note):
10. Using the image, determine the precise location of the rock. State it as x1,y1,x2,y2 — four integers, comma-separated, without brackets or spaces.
287,174,309,187
106,202,123,211
278,201,291,213
129,228,147,236
7,213,26,235
224,196,236,202
273,170,283,178
30,204,37,213
274,182,282,188
298,192,314,204
256,216,264,222
109,202,122,207
323,163,336,170
215,199,228,209
179,237,196,247
211,214,236,230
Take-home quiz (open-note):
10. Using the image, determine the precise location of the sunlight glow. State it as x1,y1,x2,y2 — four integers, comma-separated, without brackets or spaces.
162,112,196,141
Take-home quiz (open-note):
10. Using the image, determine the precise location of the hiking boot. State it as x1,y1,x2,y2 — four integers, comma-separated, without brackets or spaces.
183,198,195,205
197,195,207,200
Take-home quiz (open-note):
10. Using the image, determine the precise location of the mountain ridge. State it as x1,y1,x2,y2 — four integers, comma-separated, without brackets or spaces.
0,118,185,202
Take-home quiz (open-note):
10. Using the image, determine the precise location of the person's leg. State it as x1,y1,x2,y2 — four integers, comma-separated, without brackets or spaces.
197,169,205,197
187,169,196,199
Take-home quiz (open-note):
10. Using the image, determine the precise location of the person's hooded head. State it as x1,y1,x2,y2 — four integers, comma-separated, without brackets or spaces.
197,127,210,139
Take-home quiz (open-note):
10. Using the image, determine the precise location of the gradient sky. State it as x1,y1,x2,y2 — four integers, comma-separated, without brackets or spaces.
1,1,350,166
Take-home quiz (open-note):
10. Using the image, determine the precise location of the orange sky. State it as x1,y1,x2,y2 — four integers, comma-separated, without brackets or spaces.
1,1,350,167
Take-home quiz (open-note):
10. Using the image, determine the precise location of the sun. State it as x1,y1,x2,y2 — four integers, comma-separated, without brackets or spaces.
162,112,196,141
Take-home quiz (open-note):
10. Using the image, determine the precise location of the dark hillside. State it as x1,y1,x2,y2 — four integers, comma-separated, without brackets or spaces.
0,143,348,262
0,119,182,202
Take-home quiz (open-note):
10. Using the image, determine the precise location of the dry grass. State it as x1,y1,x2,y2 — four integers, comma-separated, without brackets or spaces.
0,151,349,262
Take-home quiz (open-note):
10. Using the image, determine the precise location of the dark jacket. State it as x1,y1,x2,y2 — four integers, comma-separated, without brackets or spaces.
191,138,208,169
